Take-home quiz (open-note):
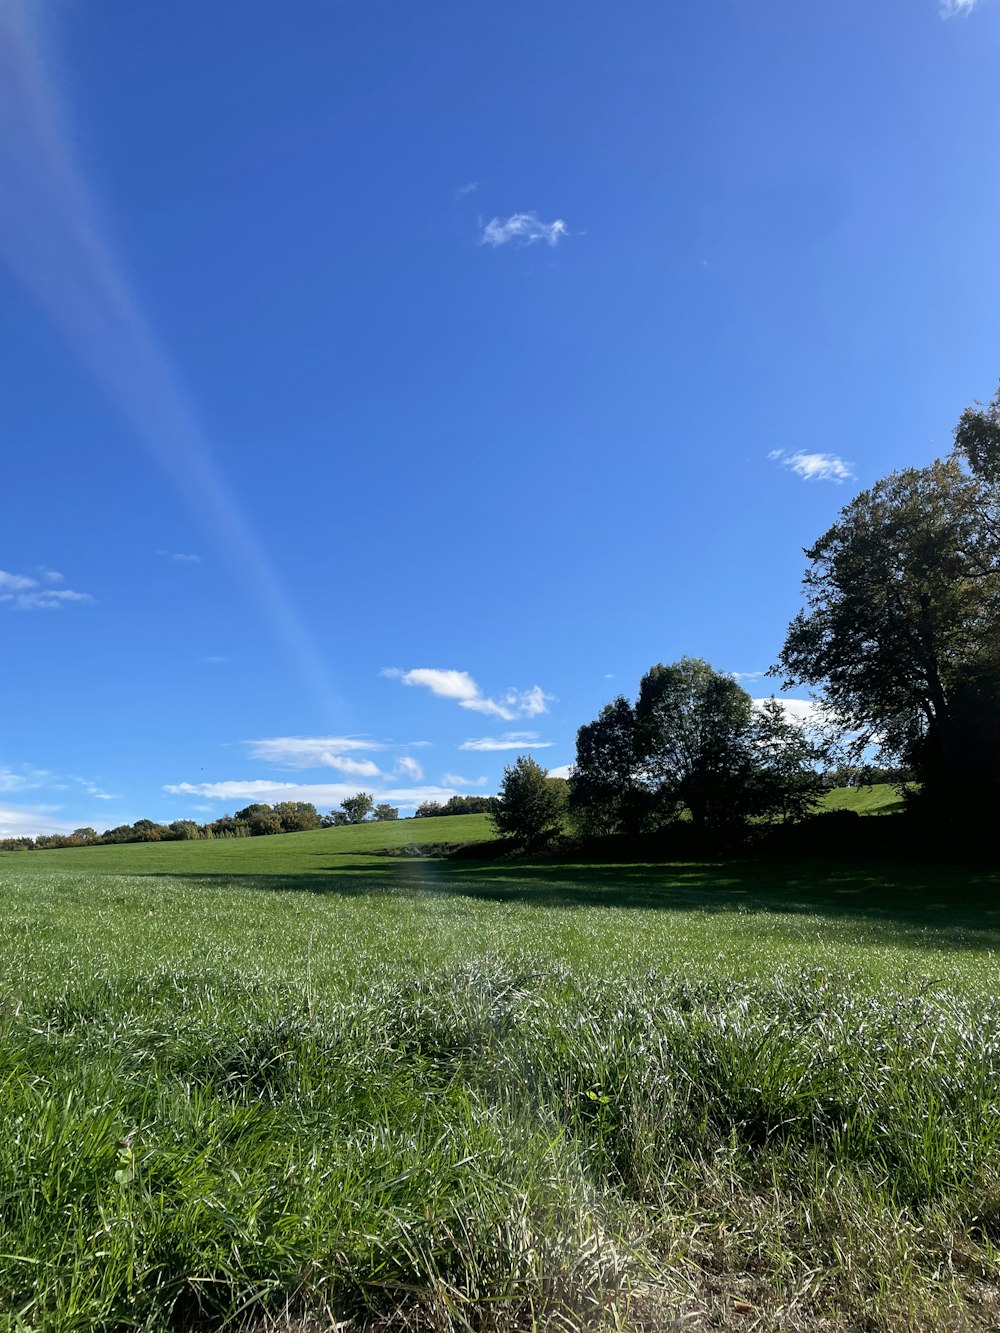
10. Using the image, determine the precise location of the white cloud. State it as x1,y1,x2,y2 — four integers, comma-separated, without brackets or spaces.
480,212,569,248
384,667,554,722
769,450,855,484
0,767,49,793
0,568,92,610
327,756,383,778
245,736,386,768
940,0,976,14
546,763,575,780
155,549,201,563
0,571,37,592
164,779,465,811
732,670,766,682
395,755,424,781
752,696,826,730
459,732,555,752
0,803,80,839
441,772,488,787
40,568,63,583
455,180,479,197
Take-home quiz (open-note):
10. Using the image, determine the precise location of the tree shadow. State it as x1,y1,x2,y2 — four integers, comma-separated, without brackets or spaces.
139,852,1000,952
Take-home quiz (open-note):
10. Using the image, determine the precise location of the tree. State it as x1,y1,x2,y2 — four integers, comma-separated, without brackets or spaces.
490,755,564,849
235,803,283,836
373,803,399,821
168,820,200,840
568,696,648,835
272,801,320,832
746,698,824,825
775,443,1000,818
340,792,374,824
413,801,443,818
635,658,757,830
71,827,98,845
321,810,350,827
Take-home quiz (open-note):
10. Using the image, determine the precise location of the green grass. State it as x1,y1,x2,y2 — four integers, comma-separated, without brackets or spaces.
1,822,998,1330
820,783,909,816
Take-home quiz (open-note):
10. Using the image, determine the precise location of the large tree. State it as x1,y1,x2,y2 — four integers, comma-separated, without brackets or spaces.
775,404,1000,816
568,696,647,836
635,658,758,831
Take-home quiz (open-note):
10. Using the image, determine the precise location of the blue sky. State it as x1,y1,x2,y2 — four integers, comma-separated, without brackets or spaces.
2,0,999,835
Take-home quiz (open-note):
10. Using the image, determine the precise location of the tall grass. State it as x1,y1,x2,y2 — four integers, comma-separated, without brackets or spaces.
0,863,997,1329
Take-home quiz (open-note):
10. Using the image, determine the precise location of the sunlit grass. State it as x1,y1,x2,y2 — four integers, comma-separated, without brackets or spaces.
0,839,997,1329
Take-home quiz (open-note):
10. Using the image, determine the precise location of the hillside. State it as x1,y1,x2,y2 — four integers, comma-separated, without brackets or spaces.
3,789,912,873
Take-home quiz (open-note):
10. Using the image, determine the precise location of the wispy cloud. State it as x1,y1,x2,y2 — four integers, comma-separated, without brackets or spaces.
940,0,976,15
245,736,386,770
441,772,488,787
383,667,554,722
459,732,555,752
156,549,201,563
768,449,855,484
455,180,478,197
0,802,80,838
546,763,574,780
0,765,51,793
0,568,92,610
480,212,569,248
395,755,424,781
164,779,465,811
732,670,766,682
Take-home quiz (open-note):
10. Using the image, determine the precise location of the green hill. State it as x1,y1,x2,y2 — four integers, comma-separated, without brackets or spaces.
820,783,908,816
10,812,494,874
5,788,911,875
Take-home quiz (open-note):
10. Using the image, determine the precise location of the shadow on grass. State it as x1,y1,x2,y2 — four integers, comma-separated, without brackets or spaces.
140,853,1000,948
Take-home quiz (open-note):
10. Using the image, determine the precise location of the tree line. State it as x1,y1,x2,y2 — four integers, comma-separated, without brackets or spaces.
0,795,403,852
490,387,1000,847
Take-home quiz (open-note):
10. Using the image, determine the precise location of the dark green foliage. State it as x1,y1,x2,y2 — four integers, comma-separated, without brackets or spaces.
339,792,375,824
490,755,564,849
372,803,399,821
235,803,284,836
748,697,826,824
776,441,1000,823
636,658,758,830
415,795,498,818
570,662,822,836
271,801,320,832
568,696,648,836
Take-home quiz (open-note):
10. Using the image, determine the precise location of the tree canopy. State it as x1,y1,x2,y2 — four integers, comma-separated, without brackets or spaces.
775,416,1000,818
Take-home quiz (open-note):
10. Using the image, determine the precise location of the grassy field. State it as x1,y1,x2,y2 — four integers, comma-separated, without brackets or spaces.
1,814,998,1331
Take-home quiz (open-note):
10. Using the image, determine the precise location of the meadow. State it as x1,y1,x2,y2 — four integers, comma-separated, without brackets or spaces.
1,808,998,1331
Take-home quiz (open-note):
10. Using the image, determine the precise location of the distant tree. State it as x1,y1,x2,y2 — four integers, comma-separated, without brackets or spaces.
490,755,564,849
373,803,399,821
272,801,320,833
72,827,99,845
104,824,136,844
321,809,350,828
208,814,239,838
569,696,648,836
235,804,283,836
414,800,444,818
131,819,168,842
168,820,200,841
340,792,374,824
